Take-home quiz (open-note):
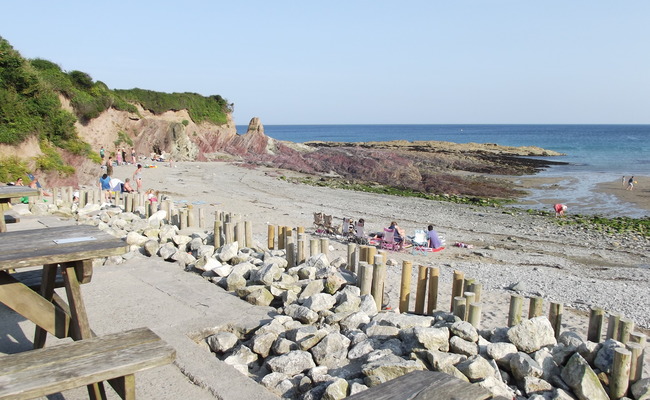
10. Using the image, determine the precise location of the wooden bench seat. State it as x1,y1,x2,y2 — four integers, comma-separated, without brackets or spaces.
3,211,20,225
10,269,64,291
0,327,175,400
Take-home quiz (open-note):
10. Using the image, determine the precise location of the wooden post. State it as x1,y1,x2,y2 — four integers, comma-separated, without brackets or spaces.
607,313,621,341
267,225,275,250
452,296,466,320
359,262,373,296
319,238,329,259
79,190,87,208
399,261,413,313
354,246,360,273
469,282,482,303
224,222,233,244
549,302,563,339
367,246,377,266
284,226,292,251
163,200,171,220
235,222,245,249
297,234,306,265
171,209,179,228
187,205,195,227
245,221,253,248
427,267,439,315
347,243,356,270
463,277,475,295
278,226,285,250
286,239,296,269
297,226,305,235
124,193,132,212
588,307,604,343
618,318,634,344
414,265,428,315
179,209,188,230
508,295,523,327
378,250,388,265
371,255,386,312
610,348,631,400
626,342,644,383
468,303,482,329
199,207,206,228
463,292,475,321
359,246,368,264
310,239,319,257
214,220,222,248
629,332,646,345
450,270,464,311
528,296,543,318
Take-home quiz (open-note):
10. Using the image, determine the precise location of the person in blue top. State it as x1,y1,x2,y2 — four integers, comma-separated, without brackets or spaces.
427,225,444,249
99,173,112,203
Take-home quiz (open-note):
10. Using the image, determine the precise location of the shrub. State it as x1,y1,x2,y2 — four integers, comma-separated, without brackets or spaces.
0,156,30,182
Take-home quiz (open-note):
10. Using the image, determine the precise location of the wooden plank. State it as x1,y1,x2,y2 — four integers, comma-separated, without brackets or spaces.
62,262,92,340
346,371,492,400
0,225,127,271
0,272,70,339
0,327,176,400
10,268,65,291
0,187,40,199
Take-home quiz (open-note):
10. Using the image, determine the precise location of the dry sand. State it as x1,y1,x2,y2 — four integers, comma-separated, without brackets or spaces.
110,160,649,378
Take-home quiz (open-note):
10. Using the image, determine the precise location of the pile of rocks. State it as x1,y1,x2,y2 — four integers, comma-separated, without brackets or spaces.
27,201,650,400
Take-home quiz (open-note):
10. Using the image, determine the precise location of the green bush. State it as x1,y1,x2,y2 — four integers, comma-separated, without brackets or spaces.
0,156,30,182
115,88,233,125
35,141,75,176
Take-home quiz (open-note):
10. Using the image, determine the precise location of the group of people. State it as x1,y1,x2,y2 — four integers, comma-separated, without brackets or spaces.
98,162,144,204
100,146,138,166
373,221,445,250
623,176,636,191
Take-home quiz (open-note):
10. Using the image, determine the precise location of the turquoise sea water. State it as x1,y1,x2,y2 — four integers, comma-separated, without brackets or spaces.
236,124,650,217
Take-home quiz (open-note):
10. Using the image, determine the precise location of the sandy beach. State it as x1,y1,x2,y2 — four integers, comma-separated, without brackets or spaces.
111,161,650,335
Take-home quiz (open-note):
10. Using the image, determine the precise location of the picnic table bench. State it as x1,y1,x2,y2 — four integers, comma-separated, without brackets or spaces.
0,327,176,400
0,186,39,233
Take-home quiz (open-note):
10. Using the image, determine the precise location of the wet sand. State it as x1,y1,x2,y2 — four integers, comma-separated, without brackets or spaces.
597,176,650,214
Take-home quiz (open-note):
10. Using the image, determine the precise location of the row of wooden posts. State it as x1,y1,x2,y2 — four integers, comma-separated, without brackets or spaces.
35,191,650,394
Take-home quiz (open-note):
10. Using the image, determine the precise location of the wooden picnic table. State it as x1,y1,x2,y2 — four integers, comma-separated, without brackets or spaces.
0,186,39,233
0,224,128,347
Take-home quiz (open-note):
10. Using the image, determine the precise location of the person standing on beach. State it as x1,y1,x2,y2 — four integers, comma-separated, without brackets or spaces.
131,148,137,164
627,176,635,190
554,203,567,217
133,164,143,192
100,146,105,160
116,148,123,166
99,173,112,203
106,156,114,177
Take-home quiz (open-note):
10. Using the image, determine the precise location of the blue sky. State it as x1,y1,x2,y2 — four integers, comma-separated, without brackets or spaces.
3,1,649,125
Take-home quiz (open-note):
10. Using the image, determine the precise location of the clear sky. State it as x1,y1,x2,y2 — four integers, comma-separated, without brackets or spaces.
3,1,649,125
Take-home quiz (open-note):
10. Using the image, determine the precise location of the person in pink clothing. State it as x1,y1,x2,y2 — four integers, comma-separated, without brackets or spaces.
116,148,123,165
554,203,567,217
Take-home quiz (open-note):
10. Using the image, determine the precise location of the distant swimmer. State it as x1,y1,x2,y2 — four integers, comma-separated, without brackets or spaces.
627,176,635,191
554,203,567,217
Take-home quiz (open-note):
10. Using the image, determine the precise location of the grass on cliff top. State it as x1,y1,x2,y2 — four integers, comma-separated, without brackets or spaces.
115,88,233,125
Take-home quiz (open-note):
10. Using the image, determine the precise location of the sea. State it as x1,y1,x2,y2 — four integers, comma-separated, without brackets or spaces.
236,124,650,218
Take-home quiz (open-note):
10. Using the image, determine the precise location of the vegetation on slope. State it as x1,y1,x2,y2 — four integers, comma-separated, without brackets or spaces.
115,88,233,125
0,36,232,181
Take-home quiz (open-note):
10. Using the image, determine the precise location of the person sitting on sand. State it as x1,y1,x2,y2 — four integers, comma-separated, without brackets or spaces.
15,178,24,186
554,203,567,217
426,225,444,249
122,178,135,193
388,221,405,243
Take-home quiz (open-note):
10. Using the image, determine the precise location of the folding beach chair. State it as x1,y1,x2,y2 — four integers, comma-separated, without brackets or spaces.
381,228,402,251
411,230,429,255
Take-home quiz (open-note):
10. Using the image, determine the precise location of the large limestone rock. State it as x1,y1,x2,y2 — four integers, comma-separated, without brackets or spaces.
284,304,319,325
560,353,608,400
507,316,557,353
310,333,351,368
322,378,348,400
362,354,426,387
266,350,316,376
456,355,495,382
206,331,239,353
